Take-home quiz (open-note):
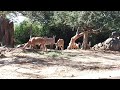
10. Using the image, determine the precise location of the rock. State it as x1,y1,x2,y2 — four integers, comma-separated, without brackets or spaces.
98,43,103,48
109,38,120,51
92,36,120,51
104,38,113,45
0,54,6,58
111,31,120,38
16,44,24,48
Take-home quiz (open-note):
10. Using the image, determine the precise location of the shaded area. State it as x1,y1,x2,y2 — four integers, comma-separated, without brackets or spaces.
0,52,119,71
0,48,120,73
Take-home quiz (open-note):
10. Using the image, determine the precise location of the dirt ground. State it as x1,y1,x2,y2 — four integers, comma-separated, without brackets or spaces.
1,47,120,79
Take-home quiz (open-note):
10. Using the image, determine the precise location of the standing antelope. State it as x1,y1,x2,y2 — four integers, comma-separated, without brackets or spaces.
44,36,56,49
55,39,64,50
23,36,56,51
23,37,47,51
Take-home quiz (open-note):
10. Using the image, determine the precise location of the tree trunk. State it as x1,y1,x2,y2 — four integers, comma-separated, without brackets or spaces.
82,31,89,50
0,16,14,47
67,32,83,49
10,21,14,48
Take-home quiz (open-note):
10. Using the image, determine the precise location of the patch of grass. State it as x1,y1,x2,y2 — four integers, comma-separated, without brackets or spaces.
51,54,58,58
46,52,59,58
44,50,65,59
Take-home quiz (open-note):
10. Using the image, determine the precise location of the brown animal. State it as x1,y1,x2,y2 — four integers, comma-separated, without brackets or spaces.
67,42,79,49
44,36,56,49
23,36,56,51
55,39,64,50
23,37,47,51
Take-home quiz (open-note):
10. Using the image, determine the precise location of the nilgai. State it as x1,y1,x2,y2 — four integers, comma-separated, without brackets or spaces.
55,39,64,50
23,37,47,51
23,36,56,51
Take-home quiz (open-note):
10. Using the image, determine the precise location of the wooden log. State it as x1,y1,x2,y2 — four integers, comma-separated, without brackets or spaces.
67,32,83,49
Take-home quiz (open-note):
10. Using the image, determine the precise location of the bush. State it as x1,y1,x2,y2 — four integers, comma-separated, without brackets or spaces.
14,20,43,45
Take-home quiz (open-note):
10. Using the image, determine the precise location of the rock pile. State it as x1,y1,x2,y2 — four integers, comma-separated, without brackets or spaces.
92,37,120,51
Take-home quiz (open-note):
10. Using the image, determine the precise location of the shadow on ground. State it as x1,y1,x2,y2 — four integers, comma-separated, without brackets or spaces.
0,50,119,71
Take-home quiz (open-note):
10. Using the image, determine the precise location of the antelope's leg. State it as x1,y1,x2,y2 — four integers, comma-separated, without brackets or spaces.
41,44,44,50
23,42,29,49
55,43,57,50
55,45,58,50
31,44,35,49
62,45,64,50
45,45,47,51
42,44,47,51
50,44,52,49
50,44,53,49
60,46,62,50
39,44,42,50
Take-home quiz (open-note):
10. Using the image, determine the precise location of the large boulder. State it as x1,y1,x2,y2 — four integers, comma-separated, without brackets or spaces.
108,38,120,51
104,38,113,45
111,31,120,38
92,37,120,51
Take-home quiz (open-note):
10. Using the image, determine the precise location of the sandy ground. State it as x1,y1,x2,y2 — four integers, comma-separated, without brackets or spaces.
0,47,120,79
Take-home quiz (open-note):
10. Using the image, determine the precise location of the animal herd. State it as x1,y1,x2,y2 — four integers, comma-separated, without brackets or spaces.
23,36,65,51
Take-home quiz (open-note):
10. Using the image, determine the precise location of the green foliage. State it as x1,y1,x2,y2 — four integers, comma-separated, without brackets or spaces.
14,20,43,44
18,11,54,25
14,21,30,44
13,11,120,47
